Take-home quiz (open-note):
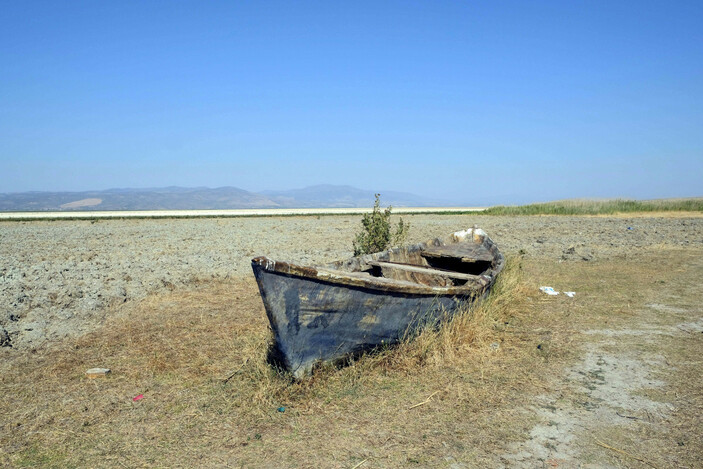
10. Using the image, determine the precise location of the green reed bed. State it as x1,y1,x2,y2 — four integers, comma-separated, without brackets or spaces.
482,198,703,216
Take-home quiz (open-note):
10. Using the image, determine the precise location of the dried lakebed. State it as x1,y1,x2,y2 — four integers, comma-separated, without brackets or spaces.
1,214,701,350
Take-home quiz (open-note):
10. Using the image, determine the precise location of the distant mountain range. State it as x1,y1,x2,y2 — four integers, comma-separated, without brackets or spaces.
0,185,450,211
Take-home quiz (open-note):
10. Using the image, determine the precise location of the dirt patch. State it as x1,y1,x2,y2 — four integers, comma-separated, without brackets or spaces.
502,351,667,467
502,251,703,468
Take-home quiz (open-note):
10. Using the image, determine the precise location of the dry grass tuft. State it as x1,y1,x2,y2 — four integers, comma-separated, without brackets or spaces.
362,256,529,373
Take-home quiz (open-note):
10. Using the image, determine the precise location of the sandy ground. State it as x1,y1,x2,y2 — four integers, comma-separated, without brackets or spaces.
1,214,701,349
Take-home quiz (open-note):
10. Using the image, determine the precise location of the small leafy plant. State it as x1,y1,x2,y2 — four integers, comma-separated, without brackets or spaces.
353,194,410,256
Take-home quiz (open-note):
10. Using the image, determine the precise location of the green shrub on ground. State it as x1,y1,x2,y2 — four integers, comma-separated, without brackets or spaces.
353,194,410,256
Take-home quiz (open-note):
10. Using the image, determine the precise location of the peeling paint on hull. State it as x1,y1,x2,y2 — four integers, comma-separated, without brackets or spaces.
251,229,504,378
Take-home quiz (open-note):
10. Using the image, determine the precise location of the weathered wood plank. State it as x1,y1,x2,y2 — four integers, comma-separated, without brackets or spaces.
421,244,494,263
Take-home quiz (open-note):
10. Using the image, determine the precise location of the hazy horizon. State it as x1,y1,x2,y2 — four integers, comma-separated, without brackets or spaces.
1,183,702,207
2,2,702,201
1,183,700,210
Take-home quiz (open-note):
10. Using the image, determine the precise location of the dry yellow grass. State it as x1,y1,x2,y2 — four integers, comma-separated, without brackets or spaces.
1,248,702,467
0,259,542,467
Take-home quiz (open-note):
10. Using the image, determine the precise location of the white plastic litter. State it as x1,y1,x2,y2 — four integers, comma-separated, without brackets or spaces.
539,287,576,297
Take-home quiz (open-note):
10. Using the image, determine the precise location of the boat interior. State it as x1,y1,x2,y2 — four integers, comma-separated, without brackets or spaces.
330,238,498,288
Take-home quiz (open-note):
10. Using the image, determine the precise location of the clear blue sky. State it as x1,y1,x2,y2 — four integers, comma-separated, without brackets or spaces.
1,1,702,204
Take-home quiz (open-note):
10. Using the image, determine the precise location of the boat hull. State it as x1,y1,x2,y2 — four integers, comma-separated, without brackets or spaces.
252,228,503,378
252,262,474,378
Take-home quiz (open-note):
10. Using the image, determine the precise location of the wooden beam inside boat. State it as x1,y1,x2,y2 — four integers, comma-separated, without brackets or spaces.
366,261,483,281
421,244,494,263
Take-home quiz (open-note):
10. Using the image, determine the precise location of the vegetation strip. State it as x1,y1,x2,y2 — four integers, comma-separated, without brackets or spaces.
481,198,703,216
3,198,701,221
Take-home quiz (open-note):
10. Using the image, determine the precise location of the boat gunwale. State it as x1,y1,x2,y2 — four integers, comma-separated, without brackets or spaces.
251,230,503,296
251,257,482,296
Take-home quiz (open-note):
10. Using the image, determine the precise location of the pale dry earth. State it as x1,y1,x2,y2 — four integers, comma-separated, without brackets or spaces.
1,214,700,350
502,249,703,468
1,214,702,467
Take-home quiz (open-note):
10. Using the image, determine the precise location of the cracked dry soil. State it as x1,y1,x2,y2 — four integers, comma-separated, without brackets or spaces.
1,214,702,467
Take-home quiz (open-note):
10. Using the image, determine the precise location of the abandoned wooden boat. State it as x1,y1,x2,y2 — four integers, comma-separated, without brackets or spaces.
251,228,504,378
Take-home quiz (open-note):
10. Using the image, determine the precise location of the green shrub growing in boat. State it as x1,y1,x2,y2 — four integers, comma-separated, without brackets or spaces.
353,194,409,256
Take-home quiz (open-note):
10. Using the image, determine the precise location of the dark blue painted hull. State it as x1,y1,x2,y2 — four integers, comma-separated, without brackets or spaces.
253,266,470,377
251,229,503,378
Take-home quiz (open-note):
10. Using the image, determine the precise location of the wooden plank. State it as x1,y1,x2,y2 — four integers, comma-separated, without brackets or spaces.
366,261,482,281
314,267,426,288
366,262,452,287
421,244,494,263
